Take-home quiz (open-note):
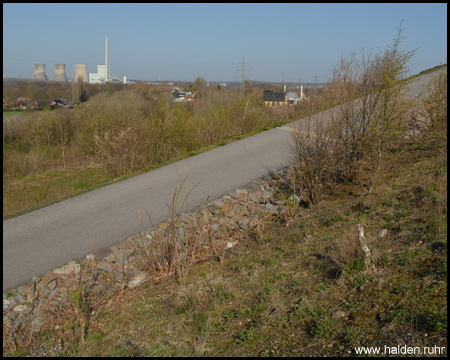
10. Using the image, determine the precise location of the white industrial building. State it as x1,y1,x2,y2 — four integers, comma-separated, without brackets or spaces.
89,65,111,84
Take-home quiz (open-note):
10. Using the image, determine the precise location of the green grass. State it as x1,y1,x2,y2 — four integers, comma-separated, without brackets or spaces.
3,165,111,218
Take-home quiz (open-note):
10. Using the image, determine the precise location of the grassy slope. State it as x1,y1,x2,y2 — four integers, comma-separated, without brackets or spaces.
15,130,446,357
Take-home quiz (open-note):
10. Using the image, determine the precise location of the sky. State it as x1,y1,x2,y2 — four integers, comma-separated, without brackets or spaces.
3,3,447,83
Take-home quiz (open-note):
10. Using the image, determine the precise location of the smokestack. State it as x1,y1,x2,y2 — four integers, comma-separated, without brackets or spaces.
105,37,108,82
33,64,47,80
74,64,88,83
53,64,68,82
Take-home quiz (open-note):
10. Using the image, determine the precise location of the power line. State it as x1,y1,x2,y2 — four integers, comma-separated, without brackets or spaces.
314,73,319,97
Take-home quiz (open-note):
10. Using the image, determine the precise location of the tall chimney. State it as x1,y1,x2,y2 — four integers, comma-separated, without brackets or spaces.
105,37,108,83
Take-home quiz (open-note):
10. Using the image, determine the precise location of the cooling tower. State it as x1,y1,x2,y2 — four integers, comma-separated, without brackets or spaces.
53,64,68,82
74,64,88,83
33,64,47,80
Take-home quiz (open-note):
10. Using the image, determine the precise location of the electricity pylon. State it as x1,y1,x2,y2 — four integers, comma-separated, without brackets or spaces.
236,56,249,97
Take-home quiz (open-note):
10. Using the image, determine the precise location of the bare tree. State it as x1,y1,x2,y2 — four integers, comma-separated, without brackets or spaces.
290,112,338,205
290,21,418,203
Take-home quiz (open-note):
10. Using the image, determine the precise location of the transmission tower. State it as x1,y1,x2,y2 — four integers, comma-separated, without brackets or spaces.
314,73,319,98
236,56,249,97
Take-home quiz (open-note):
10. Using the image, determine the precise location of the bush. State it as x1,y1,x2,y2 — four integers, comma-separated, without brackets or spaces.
290,23,418,200
423,66,447,134
75,91,154,176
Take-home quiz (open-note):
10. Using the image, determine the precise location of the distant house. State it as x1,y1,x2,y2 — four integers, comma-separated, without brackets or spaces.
263,90,286,107
16,96,38,110
4,97,38,111
20,100,38,110
286,92,302,104
172,90,193,103
50,99,65,107
50,99,74,108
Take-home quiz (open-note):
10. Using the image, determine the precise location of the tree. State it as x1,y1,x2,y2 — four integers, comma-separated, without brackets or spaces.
189,77,206,91
422,65,447,134
194,77,206,88
290,21,417,204
54,112,72,169
71,76,88,103
363,21,417,194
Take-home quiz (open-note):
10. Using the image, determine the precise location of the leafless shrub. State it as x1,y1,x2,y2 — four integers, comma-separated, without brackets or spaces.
328,227,365,273
3,149,47,180
402,100,429,142
35,229,110,346
42,259,109,345
3,113,28,143
422,66,447,136
254,214,268,242
132,167,212,284
289,112,338,205
290,23,419,199
3,315,34,355
91,127,144,177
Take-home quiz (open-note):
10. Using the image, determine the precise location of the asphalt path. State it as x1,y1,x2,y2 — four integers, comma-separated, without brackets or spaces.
3,68,442,292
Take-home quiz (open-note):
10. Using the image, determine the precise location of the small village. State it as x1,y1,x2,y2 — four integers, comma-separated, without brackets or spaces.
3,82,308,111
3,97,75,111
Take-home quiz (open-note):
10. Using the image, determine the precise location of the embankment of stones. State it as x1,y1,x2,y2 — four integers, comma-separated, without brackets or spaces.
3,168,300,339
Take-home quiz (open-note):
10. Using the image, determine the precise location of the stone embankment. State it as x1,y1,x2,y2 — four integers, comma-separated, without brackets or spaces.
3,167,300,354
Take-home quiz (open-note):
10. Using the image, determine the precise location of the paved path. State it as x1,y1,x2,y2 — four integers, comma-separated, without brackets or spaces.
3,68,442,291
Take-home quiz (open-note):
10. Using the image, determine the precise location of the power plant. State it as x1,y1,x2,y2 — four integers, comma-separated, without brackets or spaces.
73,64,88,83
33,64,47,80
89,65,110,84
27,38,131,84
88,37,131,84
53,64,68,82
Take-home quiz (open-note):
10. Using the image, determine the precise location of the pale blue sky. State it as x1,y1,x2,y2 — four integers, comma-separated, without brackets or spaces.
3,3,447,83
